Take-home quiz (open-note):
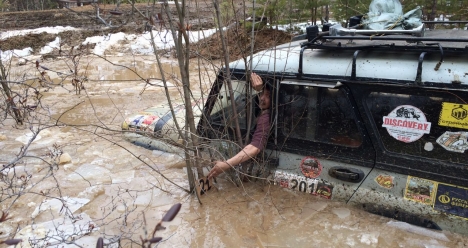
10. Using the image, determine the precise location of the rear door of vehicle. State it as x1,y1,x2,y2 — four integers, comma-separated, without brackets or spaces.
350,84,468,229
354,84,468,187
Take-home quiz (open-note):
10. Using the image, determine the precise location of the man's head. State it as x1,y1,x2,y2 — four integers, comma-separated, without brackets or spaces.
259,84,271,110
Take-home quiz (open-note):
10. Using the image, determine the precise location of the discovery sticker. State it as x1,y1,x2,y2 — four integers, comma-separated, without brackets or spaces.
404,176,437,205
300,156,322,179
382,105,431,143
436,131,468,153
375,175,394,189
439,102,468,130
433,183,468,219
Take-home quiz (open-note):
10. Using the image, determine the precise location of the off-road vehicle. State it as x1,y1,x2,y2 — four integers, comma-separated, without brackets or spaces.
123,6,468,236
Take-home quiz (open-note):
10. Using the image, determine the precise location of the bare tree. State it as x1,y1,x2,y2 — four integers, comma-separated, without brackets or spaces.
0,0,295,246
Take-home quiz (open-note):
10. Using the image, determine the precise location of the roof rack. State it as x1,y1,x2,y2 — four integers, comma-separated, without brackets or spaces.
422,21,468,24
297,24,468,83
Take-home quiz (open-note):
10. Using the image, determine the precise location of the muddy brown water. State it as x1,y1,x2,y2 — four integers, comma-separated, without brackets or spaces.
1,56,468,247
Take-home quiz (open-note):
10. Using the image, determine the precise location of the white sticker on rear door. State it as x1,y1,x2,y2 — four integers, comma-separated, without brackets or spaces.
436,131,468,153
382,105,431,143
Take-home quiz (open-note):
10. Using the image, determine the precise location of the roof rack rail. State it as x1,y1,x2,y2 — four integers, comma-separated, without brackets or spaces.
422,21,468,24
297,24,468,83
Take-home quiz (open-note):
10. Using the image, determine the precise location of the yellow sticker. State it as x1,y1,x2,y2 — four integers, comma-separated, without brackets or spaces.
439,102,468,130
121,119,129,130
404,176,437,205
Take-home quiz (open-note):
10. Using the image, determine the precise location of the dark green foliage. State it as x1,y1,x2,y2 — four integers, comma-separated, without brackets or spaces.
331,0,372,27
240,20,267,32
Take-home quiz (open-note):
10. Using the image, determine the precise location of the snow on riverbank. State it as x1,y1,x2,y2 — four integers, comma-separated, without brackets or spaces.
0,21,338,61
0,26,217,60
0,26,78,40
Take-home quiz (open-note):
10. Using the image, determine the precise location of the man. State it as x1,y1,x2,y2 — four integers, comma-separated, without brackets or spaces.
207,72,271,180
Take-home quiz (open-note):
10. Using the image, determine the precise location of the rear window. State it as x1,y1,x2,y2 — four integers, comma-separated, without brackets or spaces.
280,84,363,147
366,90,468,164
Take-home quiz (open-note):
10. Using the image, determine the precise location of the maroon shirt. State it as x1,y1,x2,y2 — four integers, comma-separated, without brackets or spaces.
250,110,270,150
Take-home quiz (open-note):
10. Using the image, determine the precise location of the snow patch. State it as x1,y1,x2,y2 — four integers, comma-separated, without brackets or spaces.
387,220,449,242
40,37,61,54
16,213,96,247
67,164,111,183
332,207,351,219
15,132,42,144
1,48,33,61
31,197,90,218
0,26,78,40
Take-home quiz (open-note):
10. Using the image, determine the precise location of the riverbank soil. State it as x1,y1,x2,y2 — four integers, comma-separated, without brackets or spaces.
0,2,292,60
197,27,292,60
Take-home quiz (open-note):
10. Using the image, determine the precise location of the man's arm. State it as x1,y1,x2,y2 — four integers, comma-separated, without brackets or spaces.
207,144,260,180
207,112,269,180
206,72,266,180
225,144,261,167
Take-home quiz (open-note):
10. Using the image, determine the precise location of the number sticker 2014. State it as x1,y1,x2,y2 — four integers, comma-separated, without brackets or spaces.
274,171,334,199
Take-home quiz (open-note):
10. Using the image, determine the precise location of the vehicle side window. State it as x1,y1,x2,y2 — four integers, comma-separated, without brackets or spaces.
209,80,256,130
366,91,468,164
317,88,363,147
280,84,362,147
281,85,317,140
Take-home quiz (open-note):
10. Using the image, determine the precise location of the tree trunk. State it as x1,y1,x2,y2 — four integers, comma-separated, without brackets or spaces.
213,0,244,148
345,0,349,27
325,4,329,22
313,6,317,25
429,0,437,29
162,0,199,194
0,58,23,125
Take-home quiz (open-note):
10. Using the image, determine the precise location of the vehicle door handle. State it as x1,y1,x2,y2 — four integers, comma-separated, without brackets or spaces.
329,167,365,183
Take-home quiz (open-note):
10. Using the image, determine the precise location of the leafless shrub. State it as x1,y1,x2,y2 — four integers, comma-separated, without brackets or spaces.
0,0,294,246
0,48,187,246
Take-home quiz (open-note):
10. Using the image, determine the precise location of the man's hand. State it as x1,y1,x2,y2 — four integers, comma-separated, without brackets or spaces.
207,161,231,180
251,72,263,91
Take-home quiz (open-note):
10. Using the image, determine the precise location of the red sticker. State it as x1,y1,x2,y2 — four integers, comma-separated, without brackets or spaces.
143,115,158,125
300,156,322,179
314,182,333,199
279,178,289,188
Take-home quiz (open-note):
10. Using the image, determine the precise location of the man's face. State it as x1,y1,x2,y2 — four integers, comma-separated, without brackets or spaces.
259,88,271,110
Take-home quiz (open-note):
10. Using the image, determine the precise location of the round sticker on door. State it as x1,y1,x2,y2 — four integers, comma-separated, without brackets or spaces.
300,156,322,179
382,105,431,143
